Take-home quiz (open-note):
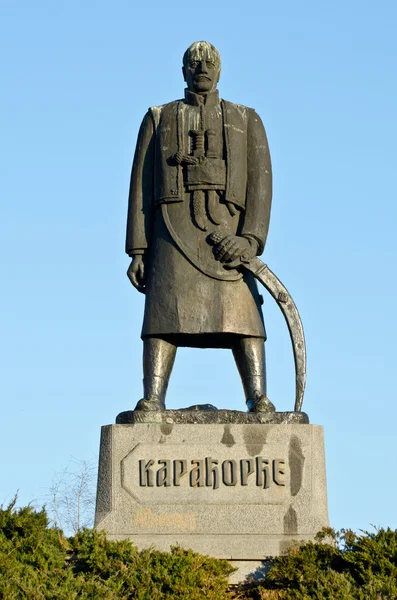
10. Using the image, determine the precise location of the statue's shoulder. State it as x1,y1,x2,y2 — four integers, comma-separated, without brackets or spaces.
221,99,251,111
220,99,257,122
222,100,266,134
148,99,182,128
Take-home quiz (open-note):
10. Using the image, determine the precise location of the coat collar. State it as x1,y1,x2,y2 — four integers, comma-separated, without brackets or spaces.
184,88,220,107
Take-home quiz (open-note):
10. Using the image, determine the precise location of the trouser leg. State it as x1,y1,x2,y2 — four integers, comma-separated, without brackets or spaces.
135,337,177,410
232,336,267,398
232,337,275,413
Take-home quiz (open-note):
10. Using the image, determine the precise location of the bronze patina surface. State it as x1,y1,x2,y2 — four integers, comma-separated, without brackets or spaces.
125,41,306,415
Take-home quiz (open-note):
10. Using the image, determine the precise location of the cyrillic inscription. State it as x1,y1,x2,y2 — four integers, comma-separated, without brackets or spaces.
139,457,286,488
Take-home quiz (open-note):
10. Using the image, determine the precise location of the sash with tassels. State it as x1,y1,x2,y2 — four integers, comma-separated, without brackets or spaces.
150,99,249,210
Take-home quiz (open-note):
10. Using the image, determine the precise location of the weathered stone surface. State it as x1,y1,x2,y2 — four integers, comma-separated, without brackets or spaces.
95,422,328,573
116,409,309,425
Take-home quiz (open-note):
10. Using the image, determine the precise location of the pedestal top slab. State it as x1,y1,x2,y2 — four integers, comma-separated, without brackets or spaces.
116,409,309,425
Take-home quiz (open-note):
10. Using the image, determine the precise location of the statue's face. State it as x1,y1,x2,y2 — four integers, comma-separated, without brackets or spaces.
183,50,220,94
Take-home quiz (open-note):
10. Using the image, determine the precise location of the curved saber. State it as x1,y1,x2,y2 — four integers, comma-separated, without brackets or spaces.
245,257,306,412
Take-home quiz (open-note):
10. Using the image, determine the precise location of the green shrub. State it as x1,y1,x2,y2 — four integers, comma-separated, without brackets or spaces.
2,500,397,599
70,529,234,599
240,528,397,599
0,499,233,599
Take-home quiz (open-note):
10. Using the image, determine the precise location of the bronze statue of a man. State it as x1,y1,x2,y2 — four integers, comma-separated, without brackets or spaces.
126,41,275,414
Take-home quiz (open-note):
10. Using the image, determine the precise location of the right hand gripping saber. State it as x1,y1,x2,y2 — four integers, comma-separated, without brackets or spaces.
209,231,306,411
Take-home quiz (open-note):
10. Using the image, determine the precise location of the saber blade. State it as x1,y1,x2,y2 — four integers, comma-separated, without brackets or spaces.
246,258,307,412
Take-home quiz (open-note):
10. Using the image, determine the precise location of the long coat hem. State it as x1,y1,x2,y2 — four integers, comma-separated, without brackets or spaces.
141,332,266,350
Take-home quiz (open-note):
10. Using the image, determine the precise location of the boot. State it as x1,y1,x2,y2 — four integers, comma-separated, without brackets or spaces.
134,397,165,411
246,393,276,414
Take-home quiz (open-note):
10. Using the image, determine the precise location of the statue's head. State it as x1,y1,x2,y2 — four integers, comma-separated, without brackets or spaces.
182,41,221,94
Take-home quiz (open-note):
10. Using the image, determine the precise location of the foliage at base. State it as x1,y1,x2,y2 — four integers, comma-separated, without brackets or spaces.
237,528,397,599
0,499,233,599
2,500,397,599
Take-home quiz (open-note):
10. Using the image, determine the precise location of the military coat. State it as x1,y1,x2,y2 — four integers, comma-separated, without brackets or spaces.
126,89,272,348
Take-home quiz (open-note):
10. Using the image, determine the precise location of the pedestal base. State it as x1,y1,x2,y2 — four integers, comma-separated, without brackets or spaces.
116,409,309,425
95,419,328,582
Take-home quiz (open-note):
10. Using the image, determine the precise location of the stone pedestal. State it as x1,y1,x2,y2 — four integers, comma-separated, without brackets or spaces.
95,419,328,582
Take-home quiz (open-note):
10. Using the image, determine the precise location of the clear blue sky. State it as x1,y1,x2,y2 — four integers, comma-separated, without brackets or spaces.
1,0,396,534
